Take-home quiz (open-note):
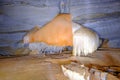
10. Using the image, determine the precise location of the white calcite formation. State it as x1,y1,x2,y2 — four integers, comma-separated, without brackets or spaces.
72,22,100,56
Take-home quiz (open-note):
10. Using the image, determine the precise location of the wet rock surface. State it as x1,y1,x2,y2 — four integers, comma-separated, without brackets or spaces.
0,54,70,80
0,49,120,80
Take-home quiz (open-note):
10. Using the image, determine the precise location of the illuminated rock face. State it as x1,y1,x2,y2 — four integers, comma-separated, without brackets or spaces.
23,14,73,53
23,14,100,55
23,14,73,46
72,22,100,56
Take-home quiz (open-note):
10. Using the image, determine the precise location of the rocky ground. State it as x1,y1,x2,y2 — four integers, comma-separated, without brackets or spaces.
0,48,120,80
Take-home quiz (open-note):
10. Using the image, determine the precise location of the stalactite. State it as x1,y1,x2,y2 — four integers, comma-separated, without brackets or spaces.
59,0,70,13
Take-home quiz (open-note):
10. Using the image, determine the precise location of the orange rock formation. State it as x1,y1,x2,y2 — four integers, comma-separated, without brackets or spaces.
23,14,73,46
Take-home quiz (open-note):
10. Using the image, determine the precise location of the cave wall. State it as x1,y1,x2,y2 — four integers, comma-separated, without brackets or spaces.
0,0,120,48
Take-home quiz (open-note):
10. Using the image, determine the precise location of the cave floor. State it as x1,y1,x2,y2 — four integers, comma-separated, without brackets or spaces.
0,49,120,80
0,53,72,80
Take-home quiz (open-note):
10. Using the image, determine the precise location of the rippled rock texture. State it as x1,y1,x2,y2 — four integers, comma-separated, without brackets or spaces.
0,0,120,55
